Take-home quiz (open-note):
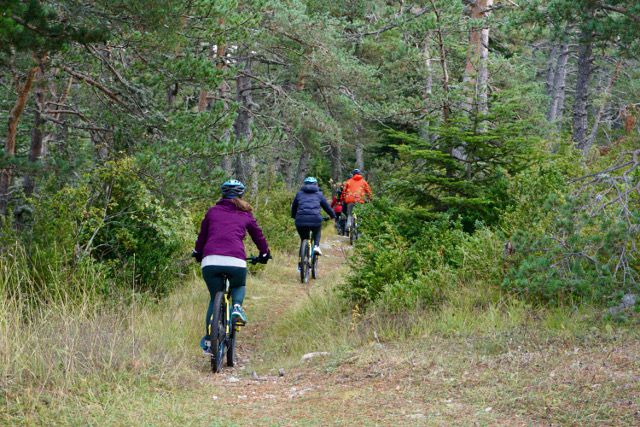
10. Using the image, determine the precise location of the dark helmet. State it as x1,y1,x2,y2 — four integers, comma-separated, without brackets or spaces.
352,168,361,176
221,179,245,198
303,176,318,184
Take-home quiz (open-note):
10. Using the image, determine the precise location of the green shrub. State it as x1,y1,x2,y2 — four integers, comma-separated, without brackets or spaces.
503,195,638,304
502,144,640,305
343,198,469,308
5,157,191,301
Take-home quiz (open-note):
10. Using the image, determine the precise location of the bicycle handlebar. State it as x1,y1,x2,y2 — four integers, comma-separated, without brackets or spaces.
192,251,272,265
247,253,273,265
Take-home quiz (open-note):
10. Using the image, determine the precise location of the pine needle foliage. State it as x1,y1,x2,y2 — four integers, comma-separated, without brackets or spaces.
384,116,538,230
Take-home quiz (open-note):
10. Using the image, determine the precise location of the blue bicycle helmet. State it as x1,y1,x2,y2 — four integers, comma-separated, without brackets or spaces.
220,179,246,198
303,176,318,184
352,168,361,176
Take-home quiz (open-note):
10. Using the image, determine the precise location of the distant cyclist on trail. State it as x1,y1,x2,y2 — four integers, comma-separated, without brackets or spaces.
331,184,346,235
342,169,372,230
193,180,271,354
291,177,335,258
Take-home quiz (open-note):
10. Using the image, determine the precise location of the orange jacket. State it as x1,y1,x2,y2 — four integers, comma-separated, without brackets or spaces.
342,174,372,204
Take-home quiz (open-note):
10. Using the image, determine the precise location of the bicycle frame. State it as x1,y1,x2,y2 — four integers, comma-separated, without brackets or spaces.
307,229,314,260
223,282,231,335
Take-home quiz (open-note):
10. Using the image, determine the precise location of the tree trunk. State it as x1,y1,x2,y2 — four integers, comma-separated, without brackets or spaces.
221,147,233,177
330,142,342,183
248,153,258,202
420,32,433,140
429,0,450,122
355,143,364,171
24,65,47,196
584,60,623,154
545,45,559,96
573,30,594,151
197,89,208,112
548,43,569,123
461,0,492,117
281,157,294,191
167,82,178,108
295,140,310,186
232,56,256,183
92,130,111,161
1,63,40,215
476,5,491,121
42,75,73,159
217,41,234,176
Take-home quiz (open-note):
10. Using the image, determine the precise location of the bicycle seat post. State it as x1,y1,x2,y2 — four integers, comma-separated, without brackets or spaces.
224,275,230,294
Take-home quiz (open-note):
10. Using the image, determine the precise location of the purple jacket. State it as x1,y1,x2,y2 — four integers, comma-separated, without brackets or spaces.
194,199,269,261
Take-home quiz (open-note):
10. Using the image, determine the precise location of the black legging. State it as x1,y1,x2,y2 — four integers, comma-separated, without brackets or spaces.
202,265,246,338
296,225,321,247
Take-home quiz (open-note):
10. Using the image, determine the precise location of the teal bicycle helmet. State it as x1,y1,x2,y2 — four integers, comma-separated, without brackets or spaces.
221,179,246,198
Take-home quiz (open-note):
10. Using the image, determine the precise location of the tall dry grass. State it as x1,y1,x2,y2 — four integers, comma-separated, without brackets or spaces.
1,246,206,423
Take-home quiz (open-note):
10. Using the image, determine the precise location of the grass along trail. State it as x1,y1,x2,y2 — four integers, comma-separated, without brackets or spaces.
4,226,640,425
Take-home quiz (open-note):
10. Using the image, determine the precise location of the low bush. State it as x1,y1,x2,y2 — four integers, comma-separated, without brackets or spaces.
502,145,640,305
342,198,503,310
503,194,639,305
2,157,192,302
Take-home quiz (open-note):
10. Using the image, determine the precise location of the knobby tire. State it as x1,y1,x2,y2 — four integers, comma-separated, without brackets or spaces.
210,291,226,373
227,319,236,367
312,251,319,279
300,239,311,284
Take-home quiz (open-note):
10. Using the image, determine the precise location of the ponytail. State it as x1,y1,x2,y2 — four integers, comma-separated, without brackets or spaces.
229,197,253,212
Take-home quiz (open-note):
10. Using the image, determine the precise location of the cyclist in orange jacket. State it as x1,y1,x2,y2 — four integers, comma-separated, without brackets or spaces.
342,169,372,230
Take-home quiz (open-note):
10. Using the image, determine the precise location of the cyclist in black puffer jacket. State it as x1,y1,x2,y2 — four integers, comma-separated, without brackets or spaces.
291,177,335,256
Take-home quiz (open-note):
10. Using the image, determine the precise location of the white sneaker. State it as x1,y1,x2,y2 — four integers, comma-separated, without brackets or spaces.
313,246,322,255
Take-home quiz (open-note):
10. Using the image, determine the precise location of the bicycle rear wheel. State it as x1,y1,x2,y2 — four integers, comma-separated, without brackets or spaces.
299,240,306,283
210,291,226,373
300,240,311,284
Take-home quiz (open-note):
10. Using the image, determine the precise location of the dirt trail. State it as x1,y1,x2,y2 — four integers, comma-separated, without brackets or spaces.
238,234,348,365
200,233,367,423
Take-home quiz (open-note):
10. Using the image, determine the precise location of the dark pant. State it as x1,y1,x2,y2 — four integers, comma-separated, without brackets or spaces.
202,265,247,337
296,225,321,247
335,212,346,234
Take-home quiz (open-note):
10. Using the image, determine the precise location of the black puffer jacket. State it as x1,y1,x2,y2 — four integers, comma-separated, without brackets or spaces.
291,184,335,227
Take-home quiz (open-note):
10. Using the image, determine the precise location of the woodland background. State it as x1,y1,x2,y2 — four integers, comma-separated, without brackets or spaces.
2,1,640,422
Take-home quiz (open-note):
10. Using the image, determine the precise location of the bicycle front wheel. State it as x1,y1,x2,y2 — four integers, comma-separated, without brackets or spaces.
311,252,319,279
227,319,237,367
210,291,227,373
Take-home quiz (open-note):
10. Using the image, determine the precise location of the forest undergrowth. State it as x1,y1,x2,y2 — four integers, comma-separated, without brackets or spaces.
2,227,639,425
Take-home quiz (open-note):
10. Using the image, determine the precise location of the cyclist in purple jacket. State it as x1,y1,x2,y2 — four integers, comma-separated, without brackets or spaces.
193,180,270,353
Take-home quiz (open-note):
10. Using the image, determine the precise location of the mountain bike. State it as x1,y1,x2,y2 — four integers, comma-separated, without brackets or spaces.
207,256,261,373
299,218,329,283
